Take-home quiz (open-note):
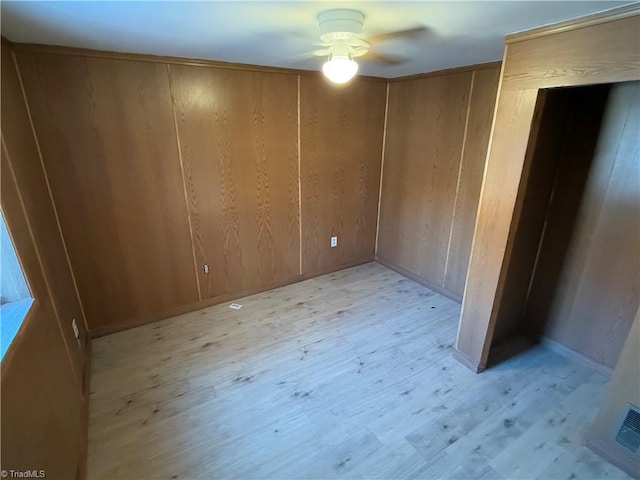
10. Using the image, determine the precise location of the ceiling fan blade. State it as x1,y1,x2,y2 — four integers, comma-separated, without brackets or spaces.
364,51,408,66
366,26,430,45
286,51,320,63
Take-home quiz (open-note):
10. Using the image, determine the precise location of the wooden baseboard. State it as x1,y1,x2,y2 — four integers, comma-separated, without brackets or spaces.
587,437,640,479
90,258,375,338
302,257,374,279
77,337,91,480
539,336,613,378
452,348,485,373
375,256,463,303
90,275,304,337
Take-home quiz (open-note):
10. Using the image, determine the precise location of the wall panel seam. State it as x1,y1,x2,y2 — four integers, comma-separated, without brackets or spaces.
443,71,475,287
455,48,508,352
297,75,303,275
166,63,202,301
10,50,90,336
1,136,81,387
374,82,390,254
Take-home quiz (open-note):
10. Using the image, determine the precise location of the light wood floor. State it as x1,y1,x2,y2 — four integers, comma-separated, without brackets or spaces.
87,263,631,480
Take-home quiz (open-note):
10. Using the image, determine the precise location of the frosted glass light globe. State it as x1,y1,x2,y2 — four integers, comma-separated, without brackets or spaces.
322,56,359,84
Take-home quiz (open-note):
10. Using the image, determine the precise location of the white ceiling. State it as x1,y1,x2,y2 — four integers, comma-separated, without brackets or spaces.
1,1,631,78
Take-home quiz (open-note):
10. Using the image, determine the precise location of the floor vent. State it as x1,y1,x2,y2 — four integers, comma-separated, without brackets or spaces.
615,404,640,453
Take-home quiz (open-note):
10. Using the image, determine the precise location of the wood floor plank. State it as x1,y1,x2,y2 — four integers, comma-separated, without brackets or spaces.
87,263,632,480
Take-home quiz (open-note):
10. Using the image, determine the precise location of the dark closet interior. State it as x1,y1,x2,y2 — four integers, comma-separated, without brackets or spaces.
492,80,640,370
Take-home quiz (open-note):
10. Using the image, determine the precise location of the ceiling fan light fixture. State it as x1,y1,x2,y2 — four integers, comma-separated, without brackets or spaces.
322,54,359,84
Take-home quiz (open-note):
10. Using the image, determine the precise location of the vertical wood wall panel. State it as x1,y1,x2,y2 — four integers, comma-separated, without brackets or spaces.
169,65,300,298
1,44,87,378
1,45,84,473
377,67,499,300
443,68,501,295
300,77,386,274
378,73,471,287
16,52,199,330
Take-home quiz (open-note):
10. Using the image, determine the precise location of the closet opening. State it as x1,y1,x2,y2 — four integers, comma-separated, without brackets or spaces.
488,80,639,373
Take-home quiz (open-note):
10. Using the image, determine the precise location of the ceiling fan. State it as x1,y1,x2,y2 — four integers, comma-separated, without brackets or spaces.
308,9,428,84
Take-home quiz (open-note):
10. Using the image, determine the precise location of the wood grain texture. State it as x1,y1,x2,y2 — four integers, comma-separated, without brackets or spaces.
1,145,83,479
489,88,575,346
169,65,300,299
455,86,540,367
16,51,199,330
443,67,500,296
377,72,472,291
10,40,387,82
588,308,640,479
456,10,640,372
2,43,87,381
0,304,83,478
300,76,386,274
505,3,640,43
504,14,640,90
388,61,502,83
524,82,640,369
86,263,631,480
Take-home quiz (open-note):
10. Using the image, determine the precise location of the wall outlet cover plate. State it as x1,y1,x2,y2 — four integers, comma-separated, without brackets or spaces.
229,303,242,310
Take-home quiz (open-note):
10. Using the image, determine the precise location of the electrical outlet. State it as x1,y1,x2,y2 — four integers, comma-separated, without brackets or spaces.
331,236,338,248
203,264,209,274
71,318,80,340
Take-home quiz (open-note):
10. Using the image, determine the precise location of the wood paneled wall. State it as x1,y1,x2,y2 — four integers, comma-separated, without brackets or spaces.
523,81,639,369
377,66,500,300
1,45,88,378
588,308,640,478
300,77,386,274
170,65,300,299
1,41,87,478
16,53,200,332
12,46,388,334
455,5,640,374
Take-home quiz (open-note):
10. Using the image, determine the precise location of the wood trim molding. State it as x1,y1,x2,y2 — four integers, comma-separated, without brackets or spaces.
4,36,500,84
586,437,640,479
374,82,390,254
375,256,463,303
302,257,375,280
506,3,640,44
90,274,303,337
77,338,92,480
539,336,614,379
166,63,202,302
452,348,484,373
90,258,374,338
6,39,387,82
387,61,502,83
